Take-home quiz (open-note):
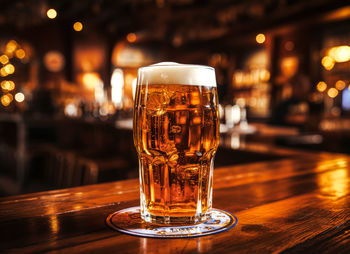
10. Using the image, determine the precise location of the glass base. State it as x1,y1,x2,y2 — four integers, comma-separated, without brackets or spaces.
141,212,210,226
106,206,237,238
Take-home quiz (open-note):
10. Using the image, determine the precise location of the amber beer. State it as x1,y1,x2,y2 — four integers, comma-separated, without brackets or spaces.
133,63,219,225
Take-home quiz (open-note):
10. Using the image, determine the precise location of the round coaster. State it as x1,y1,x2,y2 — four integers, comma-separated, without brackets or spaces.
106,206,237,238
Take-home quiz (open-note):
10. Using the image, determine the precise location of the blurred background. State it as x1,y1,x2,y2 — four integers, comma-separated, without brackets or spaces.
1,0,350,196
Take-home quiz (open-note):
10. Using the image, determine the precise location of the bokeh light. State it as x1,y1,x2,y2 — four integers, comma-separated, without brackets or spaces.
335,80,346,90
73,22,83,32
280,56,298,78
259,69,270,82
0,68,8,77
316,81,327,92
82,72,101,90
47,9,57,19
127,33,137,43
111,68,124,108
321,56,335,70
1,80,15,91
328,46,350,63
15,92,25,102
6,40,18,54
1,94,13,106
64,103,78,117
256,33,266,44
327,88,339,98
4,64,15,75
15,49,26,59
0,55,9,65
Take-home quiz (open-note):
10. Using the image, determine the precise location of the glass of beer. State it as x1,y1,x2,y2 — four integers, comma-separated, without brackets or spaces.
133,62,219,225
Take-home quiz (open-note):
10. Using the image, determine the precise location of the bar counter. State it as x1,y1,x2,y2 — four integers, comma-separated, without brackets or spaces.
1,147,350,253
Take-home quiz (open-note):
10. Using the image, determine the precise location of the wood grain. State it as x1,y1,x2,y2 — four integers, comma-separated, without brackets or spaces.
1,149,350,253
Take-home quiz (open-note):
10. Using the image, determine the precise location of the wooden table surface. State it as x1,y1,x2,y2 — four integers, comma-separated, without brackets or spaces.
1,148,350,253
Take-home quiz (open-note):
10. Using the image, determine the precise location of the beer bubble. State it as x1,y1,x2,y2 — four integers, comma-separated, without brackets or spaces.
170,125,181,134
195,151,202,157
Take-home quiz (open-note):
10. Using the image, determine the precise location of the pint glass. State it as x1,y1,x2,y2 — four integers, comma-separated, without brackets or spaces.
133,62,219,225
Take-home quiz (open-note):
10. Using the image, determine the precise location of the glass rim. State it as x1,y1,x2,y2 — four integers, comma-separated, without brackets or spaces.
138,62,215,72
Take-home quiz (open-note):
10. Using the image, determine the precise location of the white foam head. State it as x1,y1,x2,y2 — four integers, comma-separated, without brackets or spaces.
138,62,216,87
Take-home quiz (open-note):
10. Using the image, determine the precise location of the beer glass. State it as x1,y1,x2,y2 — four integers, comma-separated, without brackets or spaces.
133,62,219,225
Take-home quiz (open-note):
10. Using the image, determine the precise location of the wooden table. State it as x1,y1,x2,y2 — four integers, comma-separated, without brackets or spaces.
1,148,350,253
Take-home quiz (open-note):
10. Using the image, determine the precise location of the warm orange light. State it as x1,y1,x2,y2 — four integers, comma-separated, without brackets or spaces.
15,92,25,102
256,33,266,44
49,214,59,234
6,40,18,54
0,68,7,77
73,22,83,32
64,103,78,117
1,80,15,91
321,56,335,70
259,69,270,82
1,94,13,106
335,80,346,90
82,72,101,90
327,88,338,98
15,49,25,59
335,46,350,62
316,81,327,92
125,73,134,86
4,64,15,74
328,47,337,59
281,56,299,78
47,9,57,19
127,33,137,43
190,92,200,105
317,165,349,198
192,117,201,124
0,81,6,89
328,46,350,63
0,55,9,65
9,81,15,90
